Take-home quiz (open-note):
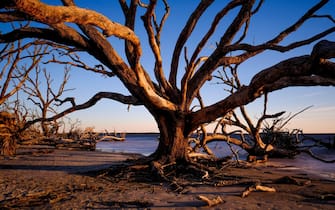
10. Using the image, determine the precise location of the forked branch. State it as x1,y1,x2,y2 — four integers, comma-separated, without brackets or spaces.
21,92,143,132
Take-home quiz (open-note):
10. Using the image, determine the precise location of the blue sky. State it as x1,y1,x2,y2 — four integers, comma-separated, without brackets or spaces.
6,0,335,133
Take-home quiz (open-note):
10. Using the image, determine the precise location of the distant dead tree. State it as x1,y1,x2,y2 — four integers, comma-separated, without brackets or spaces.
0,38,49,155
22,66,73,137
64,118,82,140
0,1,334,168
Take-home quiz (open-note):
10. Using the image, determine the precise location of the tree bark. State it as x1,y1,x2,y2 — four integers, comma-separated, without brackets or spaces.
151,111,190,163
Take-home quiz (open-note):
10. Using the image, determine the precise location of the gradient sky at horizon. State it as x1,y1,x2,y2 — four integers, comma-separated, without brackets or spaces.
4,0,335,133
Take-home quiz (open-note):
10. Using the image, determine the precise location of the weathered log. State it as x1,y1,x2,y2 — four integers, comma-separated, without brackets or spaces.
197,195,224,207
241,183,276,198
97,135,125,142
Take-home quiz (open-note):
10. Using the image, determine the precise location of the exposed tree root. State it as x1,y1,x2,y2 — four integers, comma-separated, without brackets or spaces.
197,195,224,207
241,182,276,198
89,154,321,205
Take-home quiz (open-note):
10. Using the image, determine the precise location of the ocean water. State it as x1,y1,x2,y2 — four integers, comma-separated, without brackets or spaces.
96,133,159,156
96,133,335,157
96,133,335,180
96,133,250,157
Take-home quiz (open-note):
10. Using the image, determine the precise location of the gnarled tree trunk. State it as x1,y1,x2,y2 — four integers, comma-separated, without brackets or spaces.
151,111,190,164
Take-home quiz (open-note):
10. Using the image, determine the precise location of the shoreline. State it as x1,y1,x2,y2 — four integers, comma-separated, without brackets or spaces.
1,147,335,209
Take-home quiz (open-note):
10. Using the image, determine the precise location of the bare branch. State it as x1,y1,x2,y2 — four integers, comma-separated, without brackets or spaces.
27,97,42,110
311,14,335,23
118,0,139,68
277,106,313,131
141,0,171,92
21,91,143,131
188,0,242,70
188,40,335,133
55,97,75,107
267,0,330,46
169,0,214,87
0,27,90,50
59,0,174,111
0,11,27,22
0,40,48,104
187,0,332,104
44,50,115,77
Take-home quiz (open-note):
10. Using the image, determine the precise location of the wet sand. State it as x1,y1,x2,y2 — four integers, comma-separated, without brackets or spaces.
0,147,334,209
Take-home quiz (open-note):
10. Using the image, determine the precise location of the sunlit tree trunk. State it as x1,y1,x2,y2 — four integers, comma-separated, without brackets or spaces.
151,111,190,163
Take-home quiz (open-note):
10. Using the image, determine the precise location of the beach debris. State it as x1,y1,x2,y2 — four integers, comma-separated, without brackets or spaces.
202,170,209,179
97,135,125,142
247,155,268,163
170,180,185,193
188,152,213,160
241,182,276,198
97,130,126,142
197,195,224,207
28,137,96,151
54,138,96,151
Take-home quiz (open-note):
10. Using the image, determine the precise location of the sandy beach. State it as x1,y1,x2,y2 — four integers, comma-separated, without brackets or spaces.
1,147,334,209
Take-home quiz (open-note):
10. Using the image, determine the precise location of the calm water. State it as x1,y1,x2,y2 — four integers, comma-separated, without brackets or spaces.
96,133,250,157
96,133,160,156
97,133,335,157
96,133,335,180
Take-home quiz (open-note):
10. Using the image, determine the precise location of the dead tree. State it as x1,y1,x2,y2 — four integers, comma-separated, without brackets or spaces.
22,66,73,137
0,95,45,154
0,0,334,166
0,38,49,155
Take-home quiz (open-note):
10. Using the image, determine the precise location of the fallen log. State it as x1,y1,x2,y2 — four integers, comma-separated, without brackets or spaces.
241,182,276,198
197,195,224,207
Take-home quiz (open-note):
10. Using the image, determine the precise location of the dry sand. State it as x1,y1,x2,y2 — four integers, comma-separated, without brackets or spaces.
0,146,334,209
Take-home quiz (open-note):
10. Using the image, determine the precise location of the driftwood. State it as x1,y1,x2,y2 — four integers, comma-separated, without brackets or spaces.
97,135,125,142
241,182,276,198
188,152,213,160
197,195,224,207
247,154,268,163
35,138,96,151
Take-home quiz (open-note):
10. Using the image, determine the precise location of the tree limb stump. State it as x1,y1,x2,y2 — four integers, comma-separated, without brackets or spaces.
241,183,276,198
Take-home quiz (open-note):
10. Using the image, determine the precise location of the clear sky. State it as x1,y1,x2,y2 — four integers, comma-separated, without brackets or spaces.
10,0,335,133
